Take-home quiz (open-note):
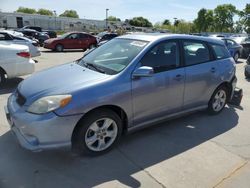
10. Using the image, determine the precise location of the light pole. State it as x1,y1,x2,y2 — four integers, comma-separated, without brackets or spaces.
53,10,57,30
106,8,109,30
173,17,177,33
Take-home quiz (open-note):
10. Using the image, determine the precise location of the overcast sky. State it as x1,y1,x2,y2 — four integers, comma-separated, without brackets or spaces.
0,0,248,23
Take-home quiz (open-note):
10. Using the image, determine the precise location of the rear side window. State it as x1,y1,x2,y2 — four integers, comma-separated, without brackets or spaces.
183,41,210,66
211,44,230,60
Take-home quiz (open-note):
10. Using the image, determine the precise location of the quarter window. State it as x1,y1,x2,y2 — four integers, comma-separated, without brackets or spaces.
141,41,179,73
183,41,210,66
211,44,230,59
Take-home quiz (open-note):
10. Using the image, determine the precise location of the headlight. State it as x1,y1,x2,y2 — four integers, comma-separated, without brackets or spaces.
27,95,72,114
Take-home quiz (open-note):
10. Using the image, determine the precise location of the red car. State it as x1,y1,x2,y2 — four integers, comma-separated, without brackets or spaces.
44,32,97,52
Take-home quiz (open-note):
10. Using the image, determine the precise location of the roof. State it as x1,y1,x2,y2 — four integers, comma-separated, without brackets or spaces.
118,33,225,45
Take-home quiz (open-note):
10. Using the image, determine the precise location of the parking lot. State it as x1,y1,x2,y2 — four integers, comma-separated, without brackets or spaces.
0,48,250,188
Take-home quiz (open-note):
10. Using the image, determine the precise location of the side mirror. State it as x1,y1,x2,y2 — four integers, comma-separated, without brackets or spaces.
132,66,154,78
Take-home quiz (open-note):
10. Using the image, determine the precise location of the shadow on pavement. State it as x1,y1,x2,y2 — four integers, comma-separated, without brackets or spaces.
41,49,85,53
0,106,238,187
0,78,23,95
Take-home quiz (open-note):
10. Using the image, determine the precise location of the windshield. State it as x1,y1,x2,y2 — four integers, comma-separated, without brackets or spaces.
78,38,148,75
58,33,70,39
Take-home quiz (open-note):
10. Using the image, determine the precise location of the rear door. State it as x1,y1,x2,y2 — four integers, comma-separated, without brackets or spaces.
79,33,90,49
181,40,221,110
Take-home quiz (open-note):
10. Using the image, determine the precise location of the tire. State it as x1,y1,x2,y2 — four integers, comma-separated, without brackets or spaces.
55,44,64,52
234,52,239,62
0,69,6,87
89,44,96,49
73,109,123,156
208,86,228,115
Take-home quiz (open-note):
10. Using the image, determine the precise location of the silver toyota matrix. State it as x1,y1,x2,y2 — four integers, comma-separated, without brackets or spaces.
5,34,237,155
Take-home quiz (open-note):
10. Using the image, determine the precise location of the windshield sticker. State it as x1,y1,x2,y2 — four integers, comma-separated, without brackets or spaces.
130,41,147,47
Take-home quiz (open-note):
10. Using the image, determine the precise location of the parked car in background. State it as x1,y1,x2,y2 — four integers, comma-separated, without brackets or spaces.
17,29,49,46
0,31,40,57
96,32,118,43
19,26,57,38
5,34,237,155
0,44,35,85
222,38,243,62
2,30,24,37
44,32,97,52
241,37,250,58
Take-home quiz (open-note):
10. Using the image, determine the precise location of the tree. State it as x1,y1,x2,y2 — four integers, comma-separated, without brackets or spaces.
107,16,121,22
194,8,214,32
16,7,36,14
174,19,180,26
37,8,53,16
214,4,237,32
128,17,153,27
163,19,171,25
59,10,79,18
240,4,250,33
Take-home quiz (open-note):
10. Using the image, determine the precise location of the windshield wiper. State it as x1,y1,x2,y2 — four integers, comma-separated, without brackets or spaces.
84,62,106,74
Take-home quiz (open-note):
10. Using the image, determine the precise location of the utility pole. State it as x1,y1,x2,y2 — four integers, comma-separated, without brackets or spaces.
53,10,57,30
173,17,177,33
106,8,109,30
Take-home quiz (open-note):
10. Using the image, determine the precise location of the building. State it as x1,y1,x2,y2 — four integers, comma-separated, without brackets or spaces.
0,11,130,32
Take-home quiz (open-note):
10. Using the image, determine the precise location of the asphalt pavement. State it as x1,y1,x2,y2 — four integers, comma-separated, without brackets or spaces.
0,48,250,188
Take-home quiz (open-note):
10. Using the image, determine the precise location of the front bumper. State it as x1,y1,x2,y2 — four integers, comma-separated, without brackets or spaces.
5,93,83,151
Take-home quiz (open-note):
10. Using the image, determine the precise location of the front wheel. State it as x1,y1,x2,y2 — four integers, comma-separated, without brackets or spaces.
208,86,228,115
0,70,6,87
73,109,122,155
55,44,64,52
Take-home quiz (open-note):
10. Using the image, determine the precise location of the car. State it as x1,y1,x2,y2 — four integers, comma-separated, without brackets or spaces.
241,37,250,58
2,30,24,37
96,32,118,43
19,26,57,38
18,29,50,46
0,31,41,57
0,43,35,86
5,34,237,155
222,38,243,62
44,32,97,52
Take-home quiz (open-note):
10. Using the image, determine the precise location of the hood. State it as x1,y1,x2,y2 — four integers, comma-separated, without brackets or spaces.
44,38,60,43
18,63,109,103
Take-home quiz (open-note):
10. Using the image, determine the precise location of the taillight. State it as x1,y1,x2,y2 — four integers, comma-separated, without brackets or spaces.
17,52,31,58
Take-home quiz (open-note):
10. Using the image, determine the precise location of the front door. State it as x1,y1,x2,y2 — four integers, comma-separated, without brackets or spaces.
64,33,80,49
132,40,185,126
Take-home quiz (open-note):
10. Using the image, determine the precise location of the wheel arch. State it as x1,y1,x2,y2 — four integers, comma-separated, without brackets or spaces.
71,105,128,144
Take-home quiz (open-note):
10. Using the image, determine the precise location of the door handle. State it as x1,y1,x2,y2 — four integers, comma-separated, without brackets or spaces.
173,74,183,81
210,67,216,73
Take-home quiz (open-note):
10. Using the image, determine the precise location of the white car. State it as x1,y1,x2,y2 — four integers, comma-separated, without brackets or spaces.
2,30,24,37
0,44,35,85
0,31,41,57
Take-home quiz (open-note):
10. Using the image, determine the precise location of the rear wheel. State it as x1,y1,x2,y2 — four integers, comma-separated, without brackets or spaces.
55,44,64,52
234,52,239,62
0,69,6,87
208,86,228,115
73,109,122,156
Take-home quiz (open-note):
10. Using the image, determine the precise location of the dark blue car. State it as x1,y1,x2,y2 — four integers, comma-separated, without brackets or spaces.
222,38,243,62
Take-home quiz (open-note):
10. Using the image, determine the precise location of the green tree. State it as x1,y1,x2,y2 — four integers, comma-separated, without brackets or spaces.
128,17,153,27
239,4,250,33
163,19,171,25
37,8,53,16
194,8,214,32
214,4,237,32
107,16,121,22
16,7,36,14
59,10,79,18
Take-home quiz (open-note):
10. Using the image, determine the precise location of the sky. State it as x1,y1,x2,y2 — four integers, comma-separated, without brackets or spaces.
0,0,249,24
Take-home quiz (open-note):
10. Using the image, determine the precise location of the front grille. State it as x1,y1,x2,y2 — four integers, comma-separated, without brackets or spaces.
16,90,26,106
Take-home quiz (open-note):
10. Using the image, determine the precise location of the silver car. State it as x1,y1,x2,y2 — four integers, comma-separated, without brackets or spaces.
5,34,237,155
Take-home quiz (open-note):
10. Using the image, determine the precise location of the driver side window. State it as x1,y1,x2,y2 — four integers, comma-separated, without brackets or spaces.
140,41,180,73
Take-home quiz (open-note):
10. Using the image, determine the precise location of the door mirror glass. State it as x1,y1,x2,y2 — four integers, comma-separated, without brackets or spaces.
133,66,154,78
